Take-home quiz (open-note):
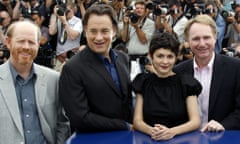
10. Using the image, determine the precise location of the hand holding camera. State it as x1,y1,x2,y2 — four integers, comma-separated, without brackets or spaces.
54,4,70,26
127,12,140,24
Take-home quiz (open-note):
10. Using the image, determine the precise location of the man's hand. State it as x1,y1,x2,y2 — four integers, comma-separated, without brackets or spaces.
201,120,225,132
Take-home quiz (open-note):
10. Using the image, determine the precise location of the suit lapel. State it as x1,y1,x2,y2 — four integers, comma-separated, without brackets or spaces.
209,55,224,114
86,48,122,97
34,65,53,142
0,62,24,137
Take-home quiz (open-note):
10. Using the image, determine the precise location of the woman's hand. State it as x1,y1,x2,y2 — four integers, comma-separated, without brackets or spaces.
151,124,176,141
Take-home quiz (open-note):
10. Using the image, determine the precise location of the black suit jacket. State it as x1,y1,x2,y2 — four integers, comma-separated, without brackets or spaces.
174,54,240,130
59,47,133,132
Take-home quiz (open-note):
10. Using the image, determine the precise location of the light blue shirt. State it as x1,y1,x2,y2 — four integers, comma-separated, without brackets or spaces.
215,13,226,54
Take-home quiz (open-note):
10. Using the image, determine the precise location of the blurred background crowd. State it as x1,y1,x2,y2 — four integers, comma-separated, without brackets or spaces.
0,0,240,70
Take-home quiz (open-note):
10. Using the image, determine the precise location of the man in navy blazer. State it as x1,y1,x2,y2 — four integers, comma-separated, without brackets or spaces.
59,4,133,132
174,15,240,132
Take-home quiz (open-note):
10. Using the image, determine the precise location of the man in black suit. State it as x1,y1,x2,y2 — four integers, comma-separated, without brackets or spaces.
174,14,240,132
59,4,133,132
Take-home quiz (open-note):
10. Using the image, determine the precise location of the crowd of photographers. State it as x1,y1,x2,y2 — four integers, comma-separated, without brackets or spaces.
0,0,240,67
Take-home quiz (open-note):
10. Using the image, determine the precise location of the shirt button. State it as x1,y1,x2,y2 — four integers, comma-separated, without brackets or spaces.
26,130,31,133
26,114,30,118
24,99,28,102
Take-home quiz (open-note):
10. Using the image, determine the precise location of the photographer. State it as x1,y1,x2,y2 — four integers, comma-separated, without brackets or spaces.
0,44,9,65
49,2,82,69
161,0,188,43
205,0,226,54
0,0,13,16
0,10,11,43
224,4,240,48
176,41,194,64
148,0,173,34
0,10,11,64
122,0,155,77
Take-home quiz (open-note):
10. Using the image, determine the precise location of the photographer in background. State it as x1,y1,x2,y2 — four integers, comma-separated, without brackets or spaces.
205,0,226,54
148,0,172,33
49,2,82,70
166,0,188,43
0,0,13,16
176,41,194,64
0,10,11,64
122,0,155,79
31,10,53,68
223,4,240,48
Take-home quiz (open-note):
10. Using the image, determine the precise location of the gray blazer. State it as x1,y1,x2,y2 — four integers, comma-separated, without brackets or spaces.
0,61,70,144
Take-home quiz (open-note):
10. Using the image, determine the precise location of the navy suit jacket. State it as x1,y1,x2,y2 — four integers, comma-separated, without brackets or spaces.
174,54,240,130
59,47,133,132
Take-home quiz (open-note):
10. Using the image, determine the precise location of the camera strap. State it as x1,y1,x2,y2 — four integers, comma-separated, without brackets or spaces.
172,13,185,28
59,23,67,45
139,16,147,29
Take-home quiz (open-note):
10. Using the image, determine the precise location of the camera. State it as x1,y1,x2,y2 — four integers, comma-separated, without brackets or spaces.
185,3,205,19
169,8,178,15
220,47,240,58
234,12,239,21
205,8,215,14
126,6,133,11
181,47,191,55
139,56,151,66
146,1,168,16
0,17,4,25
66,50,75,59
127,12,140,24
220,9,235,19
57,4,67,16
0,46,10,65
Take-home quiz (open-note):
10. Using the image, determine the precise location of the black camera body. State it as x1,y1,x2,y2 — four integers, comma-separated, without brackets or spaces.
0,17,4,25
139,56,151,66
221,9,231,19
220,47,240,58
146,1,168,16
0,46,10,65
185,3,205,19
181,47,191,55
205,8,215,14
57,4,67,16
127,12,140,24
126,6,133,11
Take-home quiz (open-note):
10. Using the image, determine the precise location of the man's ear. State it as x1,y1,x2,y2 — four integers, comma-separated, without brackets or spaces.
113,25,118,38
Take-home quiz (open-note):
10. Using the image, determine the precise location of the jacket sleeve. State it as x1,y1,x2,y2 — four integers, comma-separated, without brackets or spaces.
54,72,71,144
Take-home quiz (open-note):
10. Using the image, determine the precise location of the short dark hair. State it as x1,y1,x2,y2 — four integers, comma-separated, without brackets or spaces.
149,32,180,57
82,4,118,31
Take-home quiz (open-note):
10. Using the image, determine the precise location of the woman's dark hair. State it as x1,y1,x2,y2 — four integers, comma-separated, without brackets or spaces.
82,4,118,31
149,32,180,57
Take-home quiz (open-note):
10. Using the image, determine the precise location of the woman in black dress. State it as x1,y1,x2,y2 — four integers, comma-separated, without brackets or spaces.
132,32,202,140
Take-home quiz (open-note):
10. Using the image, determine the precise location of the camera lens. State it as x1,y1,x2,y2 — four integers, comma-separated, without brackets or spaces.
127,13,140,23
57,8,65,16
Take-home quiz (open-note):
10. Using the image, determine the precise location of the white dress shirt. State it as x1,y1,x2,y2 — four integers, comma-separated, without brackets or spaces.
193,53,215,128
